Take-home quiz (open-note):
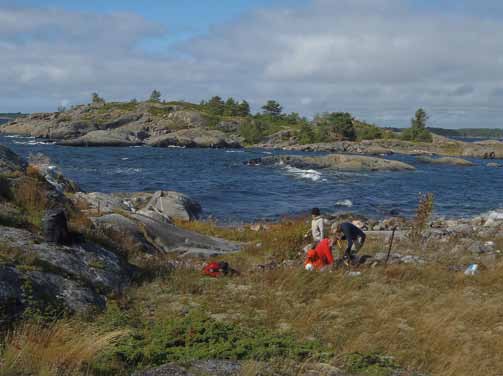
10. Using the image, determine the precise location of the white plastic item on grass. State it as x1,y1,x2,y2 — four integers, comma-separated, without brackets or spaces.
305,263,314,271
464,264,479,276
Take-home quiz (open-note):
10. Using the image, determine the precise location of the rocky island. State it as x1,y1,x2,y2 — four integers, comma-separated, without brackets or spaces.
2,98,503,160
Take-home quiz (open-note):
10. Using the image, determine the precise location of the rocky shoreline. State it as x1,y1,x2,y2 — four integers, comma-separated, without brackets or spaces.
0,144,240,324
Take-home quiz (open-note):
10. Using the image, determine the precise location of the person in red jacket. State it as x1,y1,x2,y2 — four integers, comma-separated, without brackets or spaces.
304,238,334,271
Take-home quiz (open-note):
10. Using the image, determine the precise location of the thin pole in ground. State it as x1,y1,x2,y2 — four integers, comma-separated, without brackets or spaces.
384,227,397,266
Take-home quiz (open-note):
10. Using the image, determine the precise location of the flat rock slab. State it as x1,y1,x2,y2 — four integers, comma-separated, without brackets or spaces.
132,213,241,256
57,130,141,147
417,156,475,166
249,154,415,171
92,212,241,257
147,129,242,149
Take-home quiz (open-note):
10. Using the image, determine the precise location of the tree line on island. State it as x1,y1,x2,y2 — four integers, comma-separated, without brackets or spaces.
74,90,435,144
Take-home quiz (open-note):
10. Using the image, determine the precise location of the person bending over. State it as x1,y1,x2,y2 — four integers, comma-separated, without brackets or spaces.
304,238,334,271
332,222,366,261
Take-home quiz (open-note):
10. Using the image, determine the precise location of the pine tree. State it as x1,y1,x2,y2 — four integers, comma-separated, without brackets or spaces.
149,90,161,102
261,100,282,117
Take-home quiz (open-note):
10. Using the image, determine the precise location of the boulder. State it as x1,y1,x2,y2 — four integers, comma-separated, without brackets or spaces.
0,144,27,174
73,191,202,222
248,154,415,172
0,265,24,324
138,191,202,222
0,225,133,321
27,271,107,313
42,208,70,244
417,156,475,166
72,192,132,214
484,210,503,227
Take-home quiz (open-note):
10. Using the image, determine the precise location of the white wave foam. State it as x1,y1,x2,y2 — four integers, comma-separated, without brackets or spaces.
284,165,323,182
5,135,35,139
262,151,273,155
336,199,353,207
225,150,245,153
121,157,129,160
111,167,142,175
13,140,55,146
167,145,186,149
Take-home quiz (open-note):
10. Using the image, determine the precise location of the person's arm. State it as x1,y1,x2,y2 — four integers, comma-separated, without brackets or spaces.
360,231,366,246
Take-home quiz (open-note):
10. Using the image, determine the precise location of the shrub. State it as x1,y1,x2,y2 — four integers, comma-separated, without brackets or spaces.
95,310,330,372
11,176,49,230
297,123,316,144
344,353,400,376
239,121,266,144
409,192,434,244
314,112,357,141
355,122,384,140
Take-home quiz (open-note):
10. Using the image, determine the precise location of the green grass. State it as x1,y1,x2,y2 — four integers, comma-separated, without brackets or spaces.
96,102,139,114
91,310,331,374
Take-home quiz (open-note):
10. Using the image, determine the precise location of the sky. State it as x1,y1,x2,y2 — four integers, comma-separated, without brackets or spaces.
1,0,503,128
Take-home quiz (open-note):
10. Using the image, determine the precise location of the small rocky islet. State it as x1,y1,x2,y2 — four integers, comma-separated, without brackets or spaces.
2,99,503,160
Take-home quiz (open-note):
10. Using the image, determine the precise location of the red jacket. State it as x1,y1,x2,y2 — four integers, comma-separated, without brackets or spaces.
304,238,334,270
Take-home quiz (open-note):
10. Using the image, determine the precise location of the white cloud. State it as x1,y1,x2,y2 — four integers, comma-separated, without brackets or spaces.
1,1,503,128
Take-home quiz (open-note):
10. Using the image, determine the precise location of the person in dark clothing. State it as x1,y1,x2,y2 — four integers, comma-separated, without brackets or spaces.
331,222,366,261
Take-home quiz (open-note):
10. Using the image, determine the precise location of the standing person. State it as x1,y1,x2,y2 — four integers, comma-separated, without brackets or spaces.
310,207,324,245
332,222,366,262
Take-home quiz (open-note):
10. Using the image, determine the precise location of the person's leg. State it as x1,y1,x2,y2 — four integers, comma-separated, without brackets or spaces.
354,237,363,253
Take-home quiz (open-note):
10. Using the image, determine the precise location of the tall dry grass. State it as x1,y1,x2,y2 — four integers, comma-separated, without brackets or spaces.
132,256,503,376
0,321,125,376
409,192,434,244
12,175,49,229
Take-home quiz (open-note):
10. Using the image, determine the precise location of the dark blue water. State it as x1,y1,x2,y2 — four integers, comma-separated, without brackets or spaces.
1,135,502,222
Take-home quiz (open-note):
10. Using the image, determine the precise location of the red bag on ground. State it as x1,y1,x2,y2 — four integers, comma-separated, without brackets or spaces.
202,261,228,277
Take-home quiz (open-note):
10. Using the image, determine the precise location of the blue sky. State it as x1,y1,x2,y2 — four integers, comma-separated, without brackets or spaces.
2,0,503,128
